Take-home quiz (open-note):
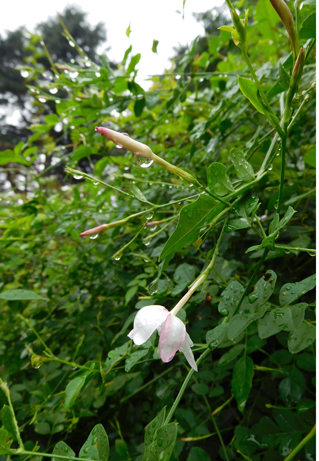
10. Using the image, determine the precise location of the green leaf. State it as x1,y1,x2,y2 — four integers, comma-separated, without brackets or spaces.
152,40,159,53
246,207,296,253
288,321,316,354
300,13,316,39
225,218,250,233
53,441,75,461
129,184,148,202
228,303,269,340
143,423,177,461
0,289,47,301
258,308,294,339
218,281,244,316
290,303,307,329
127,53,141,74
304,146,316,168
126,24,131,37
206,324,229,349
160,196,223,260
207,162,234,195
191,383,209,395
278,62,290,90
269,213,279,234
0,428,12,455
145,92,160,109
238,76,266,114
231,356,254,413
172,263,195,295
229,148,255,182
64,377,86,410
134,98,146,117
218,344,246,366
127,81,144,95
125,349,149,372
44,114,59,125
0,149,29,166
0,405,18,442
187,447,211,461
79,424,110,461
144,407,166,449
279,274,316,306
125,285,138,306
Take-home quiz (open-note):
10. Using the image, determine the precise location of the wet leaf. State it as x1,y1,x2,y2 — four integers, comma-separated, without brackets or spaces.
79,424,109,461
231,356,254,413
279,274,316,306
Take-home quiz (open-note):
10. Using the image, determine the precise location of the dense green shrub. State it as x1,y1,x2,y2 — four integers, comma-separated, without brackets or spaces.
0,1,316,460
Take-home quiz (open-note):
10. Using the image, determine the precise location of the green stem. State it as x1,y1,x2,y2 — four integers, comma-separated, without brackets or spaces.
283,424,316,461
274,244,316,254
231,248,269,317
0,381,24,449
164,348,211,425
21,451,95,461
258,132,280,178
277,131,287,215
18,315,53,356
170,216,228,316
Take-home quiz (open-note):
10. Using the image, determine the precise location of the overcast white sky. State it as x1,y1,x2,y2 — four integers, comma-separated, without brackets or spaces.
1,0,223,82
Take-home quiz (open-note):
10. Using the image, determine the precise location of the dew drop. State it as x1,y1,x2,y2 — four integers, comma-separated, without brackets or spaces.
49,88,58,94
143,238,151,246
38,97,46,103
73,174,83,180
148,280,158,295
134,154,154,169
89,234,99,240
93,182,99,186
68,40,75,47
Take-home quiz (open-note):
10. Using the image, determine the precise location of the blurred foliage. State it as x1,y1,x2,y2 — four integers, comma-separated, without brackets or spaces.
0,1,316,461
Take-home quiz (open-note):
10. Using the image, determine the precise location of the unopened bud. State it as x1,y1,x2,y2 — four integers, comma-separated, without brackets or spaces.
79,219,127,237
269,0,299,59
291,48,305,89
222,0,247,48
95,127,153,159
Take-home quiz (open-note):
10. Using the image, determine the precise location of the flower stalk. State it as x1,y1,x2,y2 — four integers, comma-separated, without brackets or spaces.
95,127,199,187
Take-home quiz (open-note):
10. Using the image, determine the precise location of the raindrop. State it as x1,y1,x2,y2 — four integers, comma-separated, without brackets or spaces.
20,70,29,78
113,253,122,261
145,211,154,220
143,238,151,246
89,234,99,240
38,97,46,103
55,100,61,104
220,308,229,316
134,154,154,169
49,88,58,94
73,174,83,180
95,72,101,77
148,280,158,295
69,40,75,47
93,182,99,186
69,71,79,79
149,225,157,232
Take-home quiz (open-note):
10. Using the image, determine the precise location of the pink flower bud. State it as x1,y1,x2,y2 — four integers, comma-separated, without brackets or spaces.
269,0,299,59
95,127,153,159
79,224,108,237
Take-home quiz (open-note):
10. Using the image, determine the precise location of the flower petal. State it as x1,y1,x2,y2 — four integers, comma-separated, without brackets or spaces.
179,333,198,371
159,314,186,363
128,305,168,346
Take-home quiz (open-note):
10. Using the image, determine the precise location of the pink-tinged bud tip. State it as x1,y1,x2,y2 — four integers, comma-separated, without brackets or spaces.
95,126,153,159
79,224,107,237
